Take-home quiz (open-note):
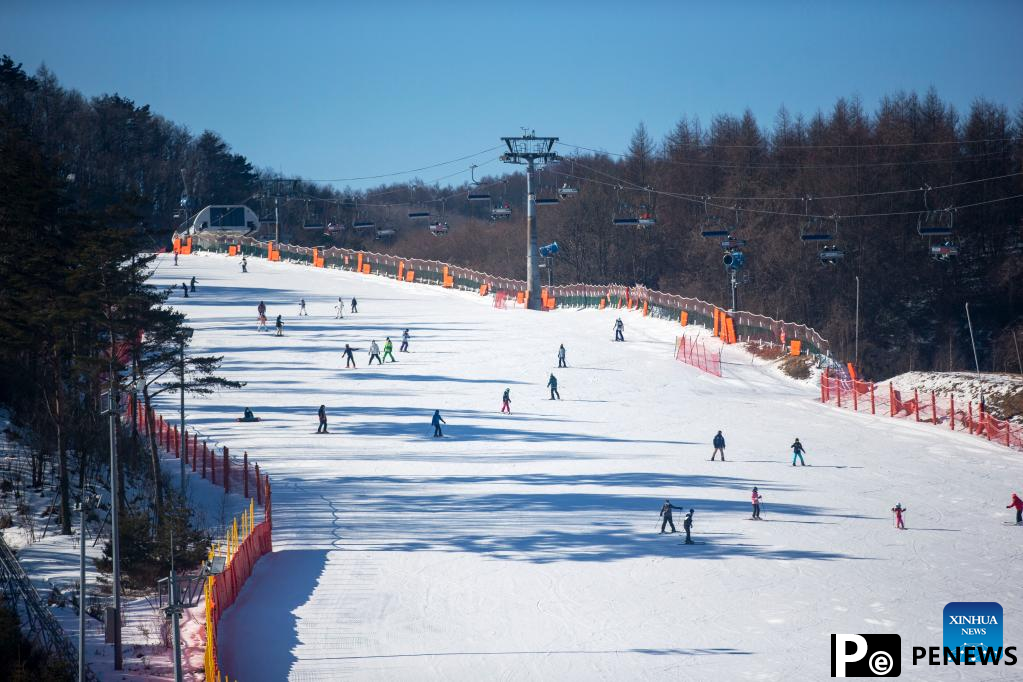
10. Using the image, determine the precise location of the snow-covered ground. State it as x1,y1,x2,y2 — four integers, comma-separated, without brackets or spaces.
885,371,1023,423
152,252,1023,681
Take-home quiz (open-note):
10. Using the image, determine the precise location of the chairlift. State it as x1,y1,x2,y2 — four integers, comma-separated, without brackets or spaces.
429,221,449,236
611,185,640,226
698,197,729,237
917,185,954,236
490,182,512,220
467,165,492,202
375,227,396,240
302,200,325,230
818,245,844,264
558,182,579,199
798,198,832,241
407,184,431,219
930,241,959,261
534,167,561,206
351,198,375,229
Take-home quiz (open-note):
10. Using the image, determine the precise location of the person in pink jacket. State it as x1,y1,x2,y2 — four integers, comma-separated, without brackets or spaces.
751,487,763,520
1007,493,1023,525
891,503,907,530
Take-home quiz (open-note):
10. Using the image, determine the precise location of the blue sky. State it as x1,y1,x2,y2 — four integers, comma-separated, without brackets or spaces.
3,1,1021,190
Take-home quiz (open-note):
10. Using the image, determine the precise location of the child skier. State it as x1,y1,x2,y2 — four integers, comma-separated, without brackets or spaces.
683,509,695,544
257,313,267,332
751,487,763,519
501,388,511,414
891,503,907,529
547,373,560,400
558,344,567,368
614,318,625,342
275,315,284,337
383,337,396,362
342,343,356,368
368,340,382,365
431,409,446,438
791,438,806,466
711,430,726,461
351,297,358,313
1007,493,1023,525
660,499,683,533
400,329,410,352
299,299,307,316
317,404,328,434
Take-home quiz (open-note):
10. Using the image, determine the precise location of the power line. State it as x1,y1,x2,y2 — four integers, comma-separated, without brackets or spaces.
310,146,502,183
562,136,1022,152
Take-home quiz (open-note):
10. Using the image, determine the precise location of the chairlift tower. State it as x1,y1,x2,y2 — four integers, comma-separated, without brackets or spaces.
501,131,559,310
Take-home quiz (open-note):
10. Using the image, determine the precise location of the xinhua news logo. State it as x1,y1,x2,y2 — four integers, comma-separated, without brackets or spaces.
831,634,901,677
943,602,1003,663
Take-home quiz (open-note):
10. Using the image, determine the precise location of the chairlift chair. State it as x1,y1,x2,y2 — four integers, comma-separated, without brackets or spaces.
429,221,449,236
698,198,728,237
720,234,747,251
467,165,492,202
407,184,431,219
818,245,844,264
930,241,959,261
917,210,954,237
611,185,640,226
491,202,512,220
375,227,396,240
800,217,833,241
558,183,579,199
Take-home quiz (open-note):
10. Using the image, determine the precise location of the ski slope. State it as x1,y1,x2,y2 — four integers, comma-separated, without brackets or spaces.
153,252,1023,681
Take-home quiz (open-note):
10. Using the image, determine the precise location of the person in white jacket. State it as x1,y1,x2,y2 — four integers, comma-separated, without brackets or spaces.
368,340,382,365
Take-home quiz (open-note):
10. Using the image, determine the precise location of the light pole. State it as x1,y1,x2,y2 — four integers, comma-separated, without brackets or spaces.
100,377,123,670
501,132,559,310
854,275,860,370
965,302,981,374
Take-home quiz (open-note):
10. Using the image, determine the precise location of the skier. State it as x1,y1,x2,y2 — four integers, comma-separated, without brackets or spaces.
431,409,446,438
382,337,396,362
547,373,560,400
275,314,284,337
400,329,410,352
368,340,382,365
257,313,267,332
1007,493,1023,525
342,343,357,368
751,487,762,519
181,282,189,298
790,438,806,466
711,430,726,461
683,509,695,544
190,276,197,293
334,298,344,319
351,297,358,313
891,503,907,530
501,388,511,414
660,499,683,533
299,299,307,316
317,404,328,434
174,251,178,266
557,344,567,368
241,407,256,422
614,318,625,342
257,301,267,318
241,256,248,273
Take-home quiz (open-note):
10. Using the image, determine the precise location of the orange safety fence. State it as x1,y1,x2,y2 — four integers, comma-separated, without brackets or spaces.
820,371,1023,452
675,336,722,377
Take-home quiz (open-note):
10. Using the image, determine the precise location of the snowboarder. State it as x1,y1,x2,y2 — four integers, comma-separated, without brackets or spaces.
1007,493,1023,525
342,343,356,368
660,499,682,533
400,329,410,352
257,313,267,332
431,409,446,438
891,503,907,529
683,509,695,544
334,298,344,319
181,282,189,298
791,438,806,466
275,314,283,337
351,297,358,313
241,256,248,273
383,337,396,362
711,430,726,461
751,487,762,519
299,299,307,316
547,373,560,400
614,318,625,342
190,276,197,293
317,404,328,434
501,388,511,414
557,344,567,368
368,340,382,365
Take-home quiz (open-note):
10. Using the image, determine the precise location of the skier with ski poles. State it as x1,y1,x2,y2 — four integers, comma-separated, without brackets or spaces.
614,318,625,342
299,299,308,316
659,499,683,533
431,409,446,438
400,329,410,352
382,337,396,362
342,343,357,368
1007,493,1023,525
557,344,567,368
547,373,560,400
317,404,328,434
891,503,907,529
368,340,382,365
751,487,763,519
682,509,695,544
790,438,807,466
501,388,511,414
275,314,284,337
190,276,197,293
711,430,726,461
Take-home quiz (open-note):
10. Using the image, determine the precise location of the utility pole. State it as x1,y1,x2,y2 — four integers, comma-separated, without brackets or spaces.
854,275,860,370
501,132,559,310
274,196,280,244
179,339,186,491
108,368,122,670
78,493,86,682
965,302,980,374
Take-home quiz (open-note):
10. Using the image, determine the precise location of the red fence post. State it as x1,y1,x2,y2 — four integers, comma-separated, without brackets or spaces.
821,371,827,403
852,380,859,411
950,395,955,430
837,379,842,408
914,389,920,422
889,383,895,417
968,402,974,434
192,434,198,469
211,448,216,485
931,392,937,425
870,383,876,415
244,452,249,499
224,447,230,494
202,443,207,479
255,464,261,504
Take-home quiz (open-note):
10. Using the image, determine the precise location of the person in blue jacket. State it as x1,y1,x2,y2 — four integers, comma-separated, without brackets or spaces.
432,410,446,437
791,438,806,466
547,373,561,400
711,430,726,461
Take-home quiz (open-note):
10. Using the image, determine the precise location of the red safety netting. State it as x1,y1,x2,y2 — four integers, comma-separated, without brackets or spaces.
820,372,1023,451
675,336,722,377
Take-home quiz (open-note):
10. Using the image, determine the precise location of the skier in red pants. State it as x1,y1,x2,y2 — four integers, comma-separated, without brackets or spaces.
501,388,511,414
891,503,907,529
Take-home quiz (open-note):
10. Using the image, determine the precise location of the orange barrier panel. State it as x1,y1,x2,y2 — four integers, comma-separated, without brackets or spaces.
789,340,802,356
357,252,363,272
599,298,606,310
228,245,237,256
479,284,488,296
725,316,736,344
680,311,689,326
643,301,649,316
405,270,415,282
546,297,556,309
713,308,720,337
172,237,181,254
362,263,371,274
443,275,454,288
516,291,525,304
267,241,274,258
398,261,405,280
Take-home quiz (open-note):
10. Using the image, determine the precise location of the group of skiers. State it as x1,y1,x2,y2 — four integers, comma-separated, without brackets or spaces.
660,500,695,544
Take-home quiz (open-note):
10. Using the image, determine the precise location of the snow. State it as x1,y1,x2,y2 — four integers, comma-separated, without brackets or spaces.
151,252,1023,680
884,371,1023,423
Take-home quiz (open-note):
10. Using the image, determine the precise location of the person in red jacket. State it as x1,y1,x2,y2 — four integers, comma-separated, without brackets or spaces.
1007,493,1023,525
891,503,907,530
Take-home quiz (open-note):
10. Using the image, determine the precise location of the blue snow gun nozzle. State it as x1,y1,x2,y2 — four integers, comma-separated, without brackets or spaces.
539,241,560,258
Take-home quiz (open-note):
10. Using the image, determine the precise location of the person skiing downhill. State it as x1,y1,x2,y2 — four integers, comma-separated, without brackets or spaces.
368,340,382,365
1007,493,1023,525
383,337,396,362
711,430,726,461
660,499,683,533
400,329,410,352
614,318,625,342
751,487,763,519
241,256,248,272
190,276,197,293
431,410,446,437
342,343,357,368
547,373,560,400
275,314,284,337
891,503,907,529
683,509,695,544
317,404,328,434
299,299,307,316
335,297,344,319
501,388,511,414
557,344,567,368
351,297,358,313
791,438,806,466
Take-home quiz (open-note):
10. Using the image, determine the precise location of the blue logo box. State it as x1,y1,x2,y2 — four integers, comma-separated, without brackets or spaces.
943,602,1003,662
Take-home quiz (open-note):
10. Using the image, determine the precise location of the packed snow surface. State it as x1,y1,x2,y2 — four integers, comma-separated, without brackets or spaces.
153,253,1023,681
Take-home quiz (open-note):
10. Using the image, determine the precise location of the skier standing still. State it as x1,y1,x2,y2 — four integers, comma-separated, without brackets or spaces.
547,373,560,400
241,256,248,272
891,503,907,529
751,487,763,519
275,315,284,337
335,298,344,319
351,297,358,313
683,509,694,544
181,282,189,298
501,388,511,414
660,499,682,533
1007,493,1023,525
299,299,307,316
614,318,624,342
432,410,446,438
558,344,567,368
791,438,806,466
400,329,410,352
383,337,396,362
317,404,328,434
711,430,726,461
342,343,356,368
368,340,382,365
190,276,197,293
